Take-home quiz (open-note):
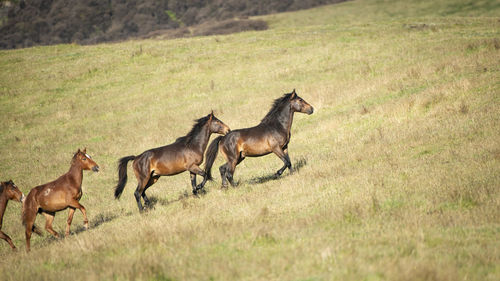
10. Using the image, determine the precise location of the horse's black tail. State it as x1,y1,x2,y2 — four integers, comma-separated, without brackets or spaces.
114,155,135,199
204,136,223,181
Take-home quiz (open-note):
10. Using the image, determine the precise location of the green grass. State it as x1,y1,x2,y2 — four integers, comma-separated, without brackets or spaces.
0,0,499,280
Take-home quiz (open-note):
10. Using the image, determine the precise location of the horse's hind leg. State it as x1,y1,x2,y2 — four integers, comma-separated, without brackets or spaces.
25,223,33,252
133,175,150,212
142,173,160,207
218,145,240,188
23,206,38,252
219,164,229,188
219,160,239,187
42,211,59,238
132,155,152,212
0,230,16,250
225,157,239,187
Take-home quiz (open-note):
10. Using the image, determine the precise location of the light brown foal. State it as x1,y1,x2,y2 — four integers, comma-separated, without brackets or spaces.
22,148,99,251
0,180,24,250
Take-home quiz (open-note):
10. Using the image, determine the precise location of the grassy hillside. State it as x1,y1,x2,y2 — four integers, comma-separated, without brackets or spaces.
0,0,499,280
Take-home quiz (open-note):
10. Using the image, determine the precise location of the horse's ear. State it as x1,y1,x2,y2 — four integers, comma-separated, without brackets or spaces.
77,148,81,153
290,89,297,99
209,111,213,121
83,147,87,154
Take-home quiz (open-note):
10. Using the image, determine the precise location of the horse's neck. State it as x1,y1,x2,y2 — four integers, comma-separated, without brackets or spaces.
67,162,84,189
0,196,7,225
190,124,211,152
275,105,294,135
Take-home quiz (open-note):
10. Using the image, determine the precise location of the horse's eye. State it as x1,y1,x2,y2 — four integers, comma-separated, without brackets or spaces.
82,158,87,161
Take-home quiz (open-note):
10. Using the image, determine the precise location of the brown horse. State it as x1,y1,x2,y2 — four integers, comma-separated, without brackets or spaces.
0,180,24,250
204,89,313,187
114,112,230,212
22,148,99,251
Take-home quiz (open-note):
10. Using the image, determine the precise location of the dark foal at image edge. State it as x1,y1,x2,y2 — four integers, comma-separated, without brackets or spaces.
22,148,99,252
0,180,25,250
114,112,231,212
204,89,314,188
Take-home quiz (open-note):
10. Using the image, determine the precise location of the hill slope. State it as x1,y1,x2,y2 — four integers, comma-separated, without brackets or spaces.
0,0,499,280
0,0,343,49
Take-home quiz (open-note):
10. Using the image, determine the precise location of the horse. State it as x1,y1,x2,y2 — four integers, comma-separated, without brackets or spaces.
0,180,24,250
114,112,231,212
204,89,314,187
22,148,99,251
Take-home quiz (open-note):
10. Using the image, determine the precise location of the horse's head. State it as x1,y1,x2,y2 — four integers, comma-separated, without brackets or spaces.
208,111,231,135
1,180,24,202
289,89,314,115
74,148,100,172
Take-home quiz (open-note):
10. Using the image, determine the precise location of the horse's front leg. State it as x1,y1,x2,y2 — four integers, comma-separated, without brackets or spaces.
273,147,292,176
189,172,198,195
189,165,208,194
0,229,16,250
69,200,89,229
65,207,75,236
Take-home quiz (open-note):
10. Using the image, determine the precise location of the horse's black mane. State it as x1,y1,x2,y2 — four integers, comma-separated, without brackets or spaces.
260,93,294,124
176,115,211,144
0,180,12,194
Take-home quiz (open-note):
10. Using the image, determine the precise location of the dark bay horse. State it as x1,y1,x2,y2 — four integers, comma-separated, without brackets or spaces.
114,112,231,212
22,148,99,251
0,180,24,250
204,89,314,187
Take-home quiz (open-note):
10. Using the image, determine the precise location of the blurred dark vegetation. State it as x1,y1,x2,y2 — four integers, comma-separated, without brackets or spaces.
0,0,346,49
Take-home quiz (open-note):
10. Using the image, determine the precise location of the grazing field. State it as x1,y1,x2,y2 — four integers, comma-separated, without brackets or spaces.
0,0,499,280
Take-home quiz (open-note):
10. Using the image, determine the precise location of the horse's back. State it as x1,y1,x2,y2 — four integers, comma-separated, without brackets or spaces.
29,182,69,212
147,143,194,176
222,125,285,157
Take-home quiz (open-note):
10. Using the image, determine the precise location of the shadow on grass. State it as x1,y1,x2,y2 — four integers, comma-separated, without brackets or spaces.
32,211,125,247
248,157,307,185
73,211,123,235
143,189,207,210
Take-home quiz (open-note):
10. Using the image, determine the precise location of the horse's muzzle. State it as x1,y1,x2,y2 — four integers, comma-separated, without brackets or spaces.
308,107,314,115
92,166,100,172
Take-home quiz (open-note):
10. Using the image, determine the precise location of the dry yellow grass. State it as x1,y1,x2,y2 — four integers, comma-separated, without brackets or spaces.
0,0,499,280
